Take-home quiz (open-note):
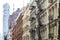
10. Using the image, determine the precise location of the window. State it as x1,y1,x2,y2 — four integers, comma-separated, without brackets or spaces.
8,9,9,11
49,24,54,39
49,7,54,22
49,15,53,21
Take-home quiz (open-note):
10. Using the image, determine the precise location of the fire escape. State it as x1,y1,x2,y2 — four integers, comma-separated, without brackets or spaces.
29,2,36,40
35,0,43,40
29,17,36,40
29,0,43,40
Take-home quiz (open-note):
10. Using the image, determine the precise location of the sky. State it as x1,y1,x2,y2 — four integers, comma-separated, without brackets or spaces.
0,0,30,36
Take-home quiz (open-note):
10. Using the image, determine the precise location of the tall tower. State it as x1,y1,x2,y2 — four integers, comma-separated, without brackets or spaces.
3,3,10,40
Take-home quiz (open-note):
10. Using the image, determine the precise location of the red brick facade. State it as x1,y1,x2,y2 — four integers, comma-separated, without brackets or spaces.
12,13,23,40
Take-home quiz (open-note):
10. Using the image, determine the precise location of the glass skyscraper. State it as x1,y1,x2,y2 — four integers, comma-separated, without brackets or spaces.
3,3,10,40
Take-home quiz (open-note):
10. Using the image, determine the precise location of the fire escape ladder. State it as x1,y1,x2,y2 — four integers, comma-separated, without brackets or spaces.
35,0,43,40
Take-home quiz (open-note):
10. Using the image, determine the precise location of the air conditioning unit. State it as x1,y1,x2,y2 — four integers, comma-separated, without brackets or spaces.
48,0,53,3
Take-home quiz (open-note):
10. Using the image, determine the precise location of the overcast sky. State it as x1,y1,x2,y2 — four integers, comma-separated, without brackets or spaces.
0,0,30,36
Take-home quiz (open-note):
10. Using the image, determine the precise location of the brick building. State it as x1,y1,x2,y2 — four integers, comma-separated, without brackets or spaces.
7,8,21,40
12,11,23,40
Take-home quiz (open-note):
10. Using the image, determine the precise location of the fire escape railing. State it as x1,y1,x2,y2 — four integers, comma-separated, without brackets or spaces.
29,0,43,40
35,0,43,40
29,16,36,40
